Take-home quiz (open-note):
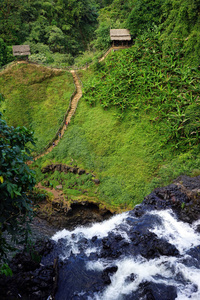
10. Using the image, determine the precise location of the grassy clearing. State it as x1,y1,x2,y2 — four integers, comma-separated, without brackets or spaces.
0,63,74,152
35,99,171,210
36,34,200,210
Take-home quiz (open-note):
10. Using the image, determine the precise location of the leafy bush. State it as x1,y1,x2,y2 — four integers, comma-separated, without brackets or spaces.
29,53,47,64
126,0,164,36
83,31,200,150
0,95,35,261
0,39,14,67
93,22,111,50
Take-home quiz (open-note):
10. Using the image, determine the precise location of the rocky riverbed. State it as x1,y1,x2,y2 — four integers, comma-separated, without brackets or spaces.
0,175,200,299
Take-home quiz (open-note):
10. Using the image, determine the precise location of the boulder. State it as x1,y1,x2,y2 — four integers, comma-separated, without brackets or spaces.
78,169,85,175
56,185,63,190
93,178,100,184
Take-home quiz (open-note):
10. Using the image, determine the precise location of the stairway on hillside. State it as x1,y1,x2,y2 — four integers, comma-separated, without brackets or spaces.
34,70,82,160
33,46,128,160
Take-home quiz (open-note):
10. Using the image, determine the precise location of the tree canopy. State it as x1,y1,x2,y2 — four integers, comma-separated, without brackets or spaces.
0,0,100,60
0,0,199,67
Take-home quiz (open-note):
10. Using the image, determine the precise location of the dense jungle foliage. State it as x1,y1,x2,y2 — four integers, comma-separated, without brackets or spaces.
0,93,35,268
84,32,200,150
0,0,199,67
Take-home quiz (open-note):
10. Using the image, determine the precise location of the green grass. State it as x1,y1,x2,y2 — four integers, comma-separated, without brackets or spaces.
0,63,75,152
2,34,200,212
34,99,171,209
35,34,200,210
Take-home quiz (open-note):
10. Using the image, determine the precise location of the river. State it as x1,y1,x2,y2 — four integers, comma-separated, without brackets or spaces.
42,199,200,300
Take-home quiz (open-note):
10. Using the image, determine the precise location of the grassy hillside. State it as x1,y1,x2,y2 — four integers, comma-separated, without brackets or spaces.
0,63,74,152
33,34,200,211
1,32,200,211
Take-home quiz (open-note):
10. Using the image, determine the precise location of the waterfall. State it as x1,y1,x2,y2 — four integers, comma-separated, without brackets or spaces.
49,208,200,300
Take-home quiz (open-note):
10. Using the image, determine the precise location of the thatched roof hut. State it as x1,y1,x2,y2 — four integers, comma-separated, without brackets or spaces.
110,29,131,42
12,45,31,57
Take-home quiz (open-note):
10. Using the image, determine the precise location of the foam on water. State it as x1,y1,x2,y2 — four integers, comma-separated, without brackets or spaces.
89,255,200,300
52,209,200,299
149,210,200,254
52,212,128,258
90,256,169,300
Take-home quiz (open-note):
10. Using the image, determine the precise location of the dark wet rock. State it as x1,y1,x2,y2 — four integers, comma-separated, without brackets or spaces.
1,175,200,300
185,245,200,268
143,180,200,223
139,282,177,300
91,236,97,242
41,200,113,230
99,223,179,261
196,225,200,233
133,205,146,217
143,184,189,211
130,232,179,259
100,235,123,259
102,266,118,284
54,256,104,300
174,175,200,191
0,240,57,300
125,273,136,283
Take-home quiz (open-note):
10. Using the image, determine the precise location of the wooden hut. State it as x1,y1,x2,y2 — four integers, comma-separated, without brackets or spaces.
110,29,131,47
12,45,31,60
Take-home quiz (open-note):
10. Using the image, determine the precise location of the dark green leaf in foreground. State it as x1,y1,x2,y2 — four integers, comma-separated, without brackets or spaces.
0,93,36,264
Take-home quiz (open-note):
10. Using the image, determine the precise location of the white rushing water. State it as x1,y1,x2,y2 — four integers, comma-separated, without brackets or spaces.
52,212,129,259
149,210,200,254
52,209,200,300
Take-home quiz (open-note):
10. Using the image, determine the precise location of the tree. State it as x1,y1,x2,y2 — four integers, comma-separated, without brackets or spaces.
0,94,36,264
160,0,200,66
46,25,66,53
0,38,13,67
93,22,110,50
126,0,164,36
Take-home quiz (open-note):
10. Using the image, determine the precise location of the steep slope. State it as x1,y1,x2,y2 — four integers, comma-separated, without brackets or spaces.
0,63,75,152
35,34,200,210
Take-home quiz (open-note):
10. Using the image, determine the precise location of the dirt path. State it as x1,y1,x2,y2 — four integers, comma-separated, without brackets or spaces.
28,46,131,162
99,46,130,62
22,46,131,165
34,70,82,160
25,47,129,208
36,182,64,200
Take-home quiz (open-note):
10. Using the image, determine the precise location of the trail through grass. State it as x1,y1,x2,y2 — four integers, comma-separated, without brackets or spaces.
0,63,74,152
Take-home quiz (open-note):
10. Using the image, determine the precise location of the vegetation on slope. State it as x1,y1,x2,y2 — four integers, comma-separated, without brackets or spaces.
0,63,74,152
0,0,109,67
0,0,199,68
84,33,200,150
34,32,200,210
0,0,200,272
0,0,199,211
0,93,35,264
95,0,200,67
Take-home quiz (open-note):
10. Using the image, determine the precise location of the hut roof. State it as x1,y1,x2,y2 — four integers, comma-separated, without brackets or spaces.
12,45,31,56
110,29,131,41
